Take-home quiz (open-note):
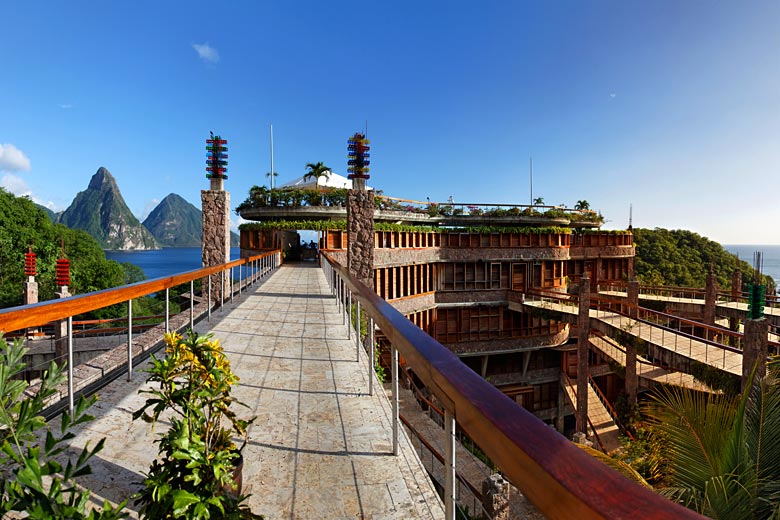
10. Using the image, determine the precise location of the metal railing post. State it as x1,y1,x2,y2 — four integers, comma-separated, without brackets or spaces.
445,409,456,520
221,272,225,312
164,288,170,333
67,316,74,415
189,280,194,329
127,299,133,382
341,279,346,325
230,267,234,303
208,277,212,321
368,317,375,396
392,345,399,456
356,300,361,361
347,291,352,340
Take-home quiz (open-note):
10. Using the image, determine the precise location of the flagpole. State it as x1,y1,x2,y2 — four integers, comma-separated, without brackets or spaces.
270,123,275,189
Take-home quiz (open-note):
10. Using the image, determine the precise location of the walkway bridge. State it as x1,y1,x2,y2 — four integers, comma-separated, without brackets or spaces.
588,334,717,393
560,372,622,454
0,252,701,519
512,289,779,379
597,283,780,329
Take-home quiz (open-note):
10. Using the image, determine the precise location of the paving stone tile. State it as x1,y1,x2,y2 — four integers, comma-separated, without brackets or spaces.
58,263,443,519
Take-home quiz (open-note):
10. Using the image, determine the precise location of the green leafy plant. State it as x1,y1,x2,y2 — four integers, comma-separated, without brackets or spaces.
373,342,386,383
642,363,780,517
0,335,127,519
133,330,262,519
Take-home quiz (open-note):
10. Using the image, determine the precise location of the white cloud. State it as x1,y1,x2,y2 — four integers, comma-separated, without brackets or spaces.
1,173,31,196
59,104,73,109
193,43,219,63
231,214,246,233
0,173,60,210
0,143,31,171
140,198,161,220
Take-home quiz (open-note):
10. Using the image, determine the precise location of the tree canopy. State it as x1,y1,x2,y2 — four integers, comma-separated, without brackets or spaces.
0,188,141,309
633,228,775,294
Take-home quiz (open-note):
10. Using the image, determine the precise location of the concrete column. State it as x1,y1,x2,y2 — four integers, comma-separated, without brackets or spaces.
202,179,231,305
576,276,590,434
704,267,718,327
625,280,639,403
346,178,374,288
742,318,769,391
53,286,71,365
481,473,510,520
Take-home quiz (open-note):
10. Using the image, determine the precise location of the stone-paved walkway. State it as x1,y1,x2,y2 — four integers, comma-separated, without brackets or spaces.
62,263,444,520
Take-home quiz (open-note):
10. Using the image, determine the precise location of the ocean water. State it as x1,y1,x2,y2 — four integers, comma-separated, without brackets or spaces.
724,245,780,288
106,244,780,289
106,247,240,281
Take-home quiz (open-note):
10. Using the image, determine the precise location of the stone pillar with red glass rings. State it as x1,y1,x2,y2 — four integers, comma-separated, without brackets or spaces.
346,132,374,288
24,246,38,305
202,132,231,305
54,252,71,365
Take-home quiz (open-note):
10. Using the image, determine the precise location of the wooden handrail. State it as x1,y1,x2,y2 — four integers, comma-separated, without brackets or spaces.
323,252,702,519
0,251,279,334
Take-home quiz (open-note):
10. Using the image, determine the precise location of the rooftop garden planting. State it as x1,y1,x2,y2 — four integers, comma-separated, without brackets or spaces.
239,219,574,235
235,186,605,225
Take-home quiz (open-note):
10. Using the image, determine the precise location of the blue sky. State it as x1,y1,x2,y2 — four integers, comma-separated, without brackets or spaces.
2,1,779,244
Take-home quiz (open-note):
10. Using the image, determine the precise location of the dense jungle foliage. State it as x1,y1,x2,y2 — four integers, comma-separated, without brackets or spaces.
0,188,161,317
633,228,775,294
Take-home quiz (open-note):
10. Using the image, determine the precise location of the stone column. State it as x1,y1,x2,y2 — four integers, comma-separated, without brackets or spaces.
481,473,509,520
742,318,769,391
24,276,38,305
730,268,742,332
556,378,566,433
704,267,718,327
625,280,639,403
202,178,231,305
53,285,71,365
347,178,374,288
24,275,39,338
576,276,590,434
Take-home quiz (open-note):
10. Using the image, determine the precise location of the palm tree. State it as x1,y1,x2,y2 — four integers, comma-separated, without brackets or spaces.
303,162,331,184
575,200,591,211
265,171,278,187
643,363,780,518
533,197,544,206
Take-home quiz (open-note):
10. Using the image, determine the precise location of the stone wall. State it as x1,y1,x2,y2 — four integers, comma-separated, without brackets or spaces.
347,190,374,287
387,293,437,316
440,247,569,262
569,245,634,259
444,327,570,355
202,189,231,303
373,248,442,267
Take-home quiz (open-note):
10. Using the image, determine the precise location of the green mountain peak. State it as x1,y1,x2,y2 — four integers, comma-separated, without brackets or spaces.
59,167,160,250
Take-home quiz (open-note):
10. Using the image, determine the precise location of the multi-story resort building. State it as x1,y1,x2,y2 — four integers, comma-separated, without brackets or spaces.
237,179,632,434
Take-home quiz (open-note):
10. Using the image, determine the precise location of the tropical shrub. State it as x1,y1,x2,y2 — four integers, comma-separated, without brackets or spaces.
642,363,780,518
133,331,262,519
0,336,127,519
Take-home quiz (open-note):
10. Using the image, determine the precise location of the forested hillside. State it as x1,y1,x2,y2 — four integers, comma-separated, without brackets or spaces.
633,228,775,294
0,188,146,309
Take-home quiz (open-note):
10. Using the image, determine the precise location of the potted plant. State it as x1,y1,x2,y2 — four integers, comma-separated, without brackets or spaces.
133,330,262,519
